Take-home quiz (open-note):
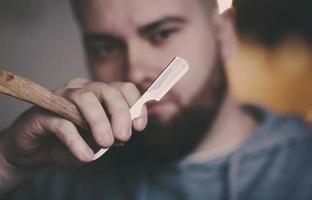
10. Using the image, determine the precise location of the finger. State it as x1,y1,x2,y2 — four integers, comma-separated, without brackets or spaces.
133,105,148,131
53,78,90,95
84,83,132,142
37,143,84,167
43,118,94,163
65,77,89,88
64,88,114,148
110,82,148,131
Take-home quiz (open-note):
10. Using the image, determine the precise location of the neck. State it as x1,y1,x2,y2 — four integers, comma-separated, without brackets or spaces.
185,95,258,163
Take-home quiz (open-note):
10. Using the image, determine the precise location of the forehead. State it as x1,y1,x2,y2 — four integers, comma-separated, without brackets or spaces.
79,0,204,33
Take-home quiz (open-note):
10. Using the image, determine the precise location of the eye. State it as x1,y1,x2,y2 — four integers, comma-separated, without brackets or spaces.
87,43,121,59
149,28,179,45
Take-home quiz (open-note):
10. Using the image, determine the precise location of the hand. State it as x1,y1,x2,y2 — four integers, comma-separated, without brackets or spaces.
0,78,148,178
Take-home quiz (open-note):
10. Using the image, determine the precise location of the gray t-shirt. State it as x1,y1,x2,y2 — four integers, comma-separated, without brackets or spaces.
4,109,312,200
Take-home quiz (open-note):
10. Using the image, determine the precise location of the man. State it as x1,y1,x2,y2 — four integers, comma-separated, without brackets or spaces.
0,0,312,199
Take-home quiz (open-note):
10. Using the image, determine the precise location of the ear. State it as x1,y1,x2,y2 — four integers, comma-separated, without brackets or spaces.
212,7,237,61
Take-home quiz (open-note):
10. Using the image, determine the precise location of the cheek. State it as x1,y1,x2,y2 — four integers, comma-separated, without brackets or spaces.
89,61,125,82
173,66,211,106
170,27,218,105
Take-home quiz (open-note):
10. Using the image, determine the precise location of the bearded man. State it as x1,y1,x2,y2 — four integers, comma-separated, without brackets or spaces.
1,0,312,199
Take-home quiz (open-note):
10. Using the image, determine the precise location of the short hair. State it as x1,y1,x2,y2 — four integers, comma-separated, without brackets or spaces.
70,0,217,23
232,0,312,46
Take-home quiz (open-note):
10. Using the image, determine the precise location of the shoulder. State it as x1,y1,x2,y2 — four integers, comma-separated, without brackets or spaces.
238,110,312,176
265,114,312,150
238,113,312,197
241,112,312,179
242,110,312,155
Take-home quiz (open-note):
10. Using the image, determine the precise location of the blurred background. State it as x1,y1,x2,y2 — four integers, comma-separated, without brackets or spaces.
0,0,88,129
0,0,311,130
228,0,312,122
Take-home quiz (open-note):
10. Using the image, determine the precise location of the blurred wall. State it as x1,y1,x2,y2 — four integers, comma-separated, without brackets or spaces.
0,0,88,129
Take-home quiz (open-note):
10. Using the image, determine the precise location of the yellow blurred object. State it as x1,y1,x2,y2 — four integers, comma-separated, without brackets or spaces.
307,110,312,123
226,38,312,121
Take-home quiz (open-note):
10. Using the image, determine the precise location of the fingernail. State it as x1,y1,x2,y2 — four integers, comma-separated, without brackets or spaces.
84,148,94,162
134,117,146,131
138,117,146,127
88,148,94,157
121,127,131,139
103,132,113,146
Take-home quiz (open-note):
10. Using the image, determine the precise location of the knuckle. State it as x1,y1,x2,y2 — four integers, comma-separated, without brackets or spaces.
101,86,123,102
67,135,76,149
65,88,82,101
53,88,64,95
102,85,119,97
110,81,123,88
79,90,95,101
121,82,137,92
65,77,88,87
71,89,95,103
117,109,131,117
102,86,130,105
54,119,72,133
85,81,105,88
110,103,130,116
88,114,104,127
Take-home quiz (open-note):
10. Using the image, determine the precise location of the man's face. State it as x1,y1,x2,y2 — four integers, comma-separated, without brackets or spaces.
78,0,220,122
77,0,227,161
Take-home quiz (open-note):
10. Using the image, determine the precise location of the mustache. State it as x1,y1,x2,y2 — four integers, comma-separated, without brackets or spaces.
158,93,180,103
137,83,182,105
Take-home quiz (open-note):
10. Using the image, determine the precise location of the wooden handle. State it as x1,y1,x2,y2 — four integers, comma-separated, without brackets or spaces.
0,70,88,130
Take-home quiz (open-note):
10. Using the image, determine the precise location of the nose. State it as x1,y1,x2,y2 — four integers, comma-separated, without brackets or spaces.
125,41,160,89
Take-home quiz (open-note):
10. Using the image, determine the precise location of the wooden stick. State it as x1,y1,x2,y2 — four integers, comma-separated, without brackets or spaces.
0,70,88,130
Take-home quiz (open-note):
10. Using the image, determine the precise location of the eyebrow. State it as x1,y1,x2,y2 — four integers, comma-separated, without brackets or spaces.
83,33,121,44
83,16,187,43
138,16,187,35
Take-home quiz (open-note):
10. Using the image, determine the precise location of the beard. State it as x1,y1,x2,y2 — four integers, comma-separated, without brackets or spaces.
129,55,227,164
